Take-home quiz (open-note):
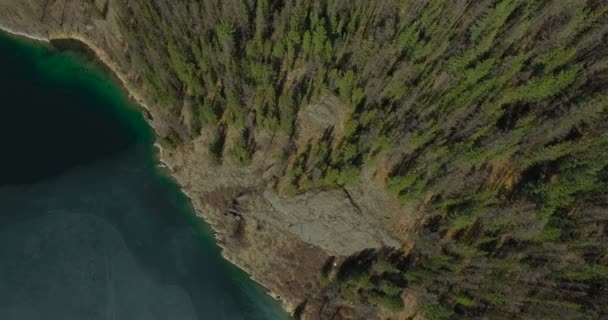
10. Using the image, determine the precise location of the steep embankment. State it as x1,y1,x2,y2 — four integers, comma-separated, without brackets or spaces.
3,1,608,320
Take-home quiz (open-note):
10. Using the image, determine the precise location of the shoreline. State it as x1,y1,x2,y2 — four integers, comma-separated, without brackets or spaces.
0,26,293,316
0,24,48,42
0,25,173,186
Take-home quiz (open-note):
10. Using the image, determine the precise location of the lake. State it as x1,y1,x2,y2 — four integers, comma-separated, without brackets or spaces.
0,31,288,320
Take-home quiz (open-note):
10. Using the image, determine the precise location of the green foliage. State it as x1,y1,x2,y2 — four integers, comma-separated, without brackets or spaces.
534,48,577,74
188,104,202,136
278,92,295,133
208,126,226,165
561,265,608,281
343,118,359,138
340,271,374,291
456,297,475,307
167,40,202,95
160,128,182,149
387,175,416,195
378,280,401,296
470,0,521,43
228,141,253,165
556,4,608,42
119,1,608,318
374,257,400,274
198,101,218,126
500,67,580,105
370,136,392,155
368,292,404,313
421,304,453,320
338,70,356,102
338,166,361,186
448,211,480,230
481,293,508,305
448,0,521,72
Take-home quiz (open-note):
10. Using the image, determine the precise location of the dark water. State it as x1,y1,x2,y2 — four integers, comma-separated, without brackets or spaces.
0,32,288,320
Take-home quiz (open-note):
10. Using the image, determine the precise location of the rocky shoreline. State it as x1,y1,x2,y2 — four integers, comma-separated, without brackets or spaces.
0,23,48,42
0,25,294,311
0,4,407,317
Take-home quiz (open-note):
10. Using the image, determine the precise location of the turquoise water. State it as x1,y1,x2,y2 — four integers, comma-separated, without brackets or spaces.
0,32,288,320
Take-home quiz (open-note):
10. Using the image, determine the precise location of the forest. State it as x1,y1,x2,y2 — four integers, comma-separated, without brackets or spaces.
113,0,608,318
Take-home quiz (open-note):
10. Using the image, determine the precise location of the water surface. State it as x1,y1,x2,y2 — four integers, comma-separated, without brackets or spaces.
0,31,288,320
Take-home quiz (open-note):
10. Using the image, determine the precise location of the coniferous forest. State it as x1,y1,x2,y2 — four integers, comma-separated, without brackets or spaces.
111,0,608,318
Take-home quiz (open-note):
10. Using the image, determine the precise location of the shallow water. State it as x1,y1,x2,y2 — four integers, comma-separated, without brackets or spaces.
0,32,288,320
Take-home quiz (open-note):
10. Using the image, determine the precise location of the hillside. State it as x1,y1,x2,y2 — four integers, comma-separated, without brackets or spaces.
1,0,607,319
